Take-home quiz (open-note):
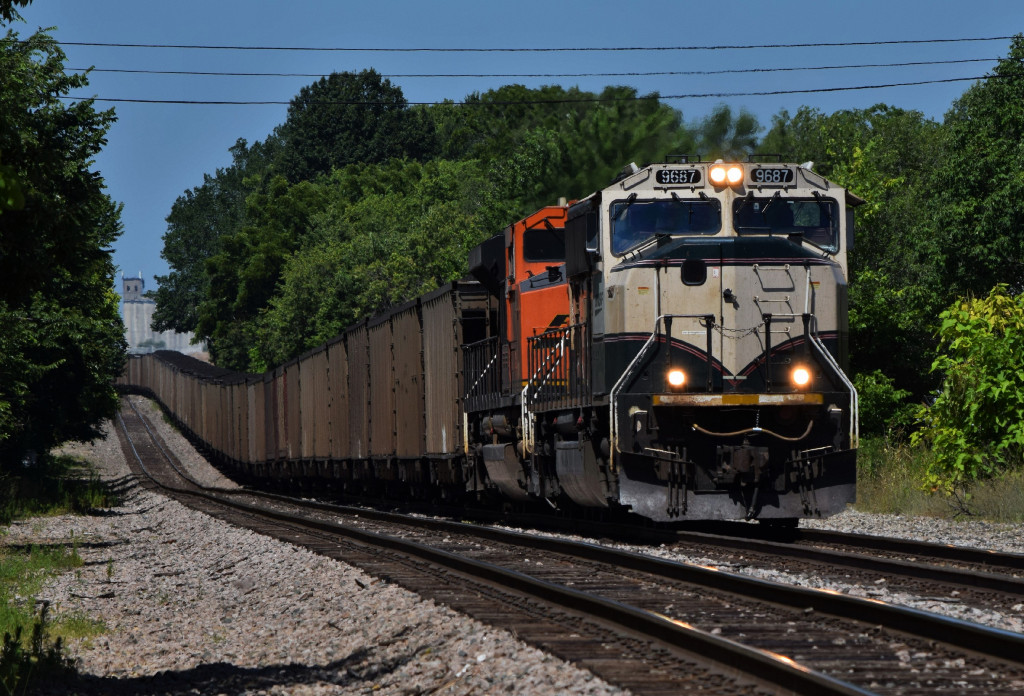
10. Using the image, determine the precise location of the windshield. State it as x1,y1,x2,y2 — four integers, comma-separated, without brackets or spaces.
733,196,839,252
611,198,721,254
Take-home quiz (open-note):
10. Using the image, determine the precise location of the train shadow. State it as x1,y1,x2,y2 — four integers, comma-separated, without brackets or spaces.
35,647,429,695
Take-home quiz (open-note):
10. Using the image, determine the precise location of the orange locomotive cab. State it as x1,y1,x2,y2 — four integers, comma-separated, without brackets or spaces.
504,206,570,387
467,204,570,391
465,203,570,501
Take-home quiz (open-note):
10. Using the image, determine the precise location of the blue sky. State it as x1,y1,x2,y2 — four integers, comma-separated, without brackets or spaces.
7,1,1023,298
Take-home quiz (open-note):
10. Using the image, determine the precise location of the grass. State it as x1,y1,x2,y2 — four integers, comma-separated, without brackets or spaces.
0,453,116,695
0,455,118,526
855,436,1024,522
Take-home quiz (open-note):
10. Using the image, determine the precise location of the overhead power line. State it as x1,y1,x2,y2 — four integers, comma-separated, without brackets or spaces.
48,36,1015,53
61,75,990,106
68,57,1001,80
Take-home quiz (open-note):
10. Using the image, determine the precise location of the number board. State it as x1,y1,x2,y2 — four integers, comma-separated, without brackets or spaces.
655,168,702,185
749,167,795,186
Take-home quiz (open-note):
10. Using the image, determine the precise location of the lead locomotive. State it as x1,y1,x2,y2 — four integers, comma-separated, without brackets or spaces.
464,158,861,522
122,158,862,524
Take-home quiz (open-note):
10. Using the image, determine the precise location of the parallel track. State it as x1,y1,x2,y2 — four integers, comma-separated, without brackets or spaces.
116,397,1024,695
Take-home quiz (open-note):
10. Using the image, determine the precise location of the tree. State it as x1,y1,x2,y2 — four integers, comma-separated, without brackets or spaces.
758,104,944,433
930,35,1024,299
0,29,125,465
438,84,701,211
152,137,280,335
278,69,436,183
0,0,31,23
196,176,328,368
252,159,499,367
693,104,760,160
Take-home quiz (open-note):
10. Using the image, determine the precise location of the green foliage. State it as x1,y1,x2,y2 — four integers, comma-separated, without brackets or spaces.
913,285,1024,493
0,0,30,23
0,156,24,213
152,137,280,336
854,369,913,438
197,175,330,368
761,103,944,427
928,34,1024,300
439,84,703,209
0,29,126,467
692,104,760,160
0,547,82,695
0,454,119,524
251,159,500,367
278,69,437,183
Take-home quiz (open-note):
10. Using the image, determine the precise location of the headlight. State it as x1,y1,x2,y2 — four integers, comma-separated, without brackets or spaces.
667,369,686,388
709,163,743,187
791,366,811,387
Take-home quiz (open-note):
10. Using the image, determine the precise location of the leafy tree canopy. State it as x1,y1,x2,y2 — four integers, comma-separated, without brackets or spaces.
278,69,437,183
152,137,280,335
0,0,30,23
251,159,504,368
0,29,125,466
760,104,944,425
930,35,1024,299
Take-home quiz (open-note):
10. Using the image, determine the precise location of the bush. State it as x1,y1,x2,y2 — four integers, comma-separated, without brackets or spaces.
912,285,1024,494
855,369,914,438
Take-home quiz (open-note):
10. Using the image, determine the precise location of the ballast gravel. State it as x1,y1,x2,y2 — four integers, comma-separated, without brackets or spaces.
6,407,626,696
7,395,1024,695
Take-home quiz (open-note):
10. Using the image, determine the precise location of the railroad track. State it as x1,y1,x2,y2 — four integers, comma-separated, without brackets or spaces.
115,397,1024,695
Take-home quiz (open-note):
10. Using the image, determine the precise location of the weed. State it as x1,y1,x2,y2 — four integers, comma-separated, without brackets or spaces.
856,436,1024,521
0,602,75,694
0,454,119,525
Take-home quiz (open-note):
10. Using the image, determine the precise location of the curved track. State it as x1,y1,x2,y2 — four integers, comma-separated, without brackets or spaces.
116,398,1024,695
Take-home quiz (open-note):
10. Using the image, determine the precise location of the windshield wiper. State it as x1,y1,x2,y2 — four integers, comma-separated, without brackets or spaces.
614,192,638,221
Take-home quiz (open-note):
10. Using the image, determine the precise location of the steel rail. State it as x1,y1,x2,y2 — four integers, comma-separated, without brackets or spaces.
115,401,870,696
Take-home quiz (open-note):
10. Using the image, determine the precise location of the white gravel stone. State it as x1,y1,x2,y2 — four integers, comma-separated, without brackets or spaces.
5,409,626,695
11,395,1024,694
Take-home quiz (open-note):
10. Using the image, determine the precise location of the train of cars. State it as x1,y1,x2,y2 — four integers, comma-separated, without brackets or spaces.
119,157,863,524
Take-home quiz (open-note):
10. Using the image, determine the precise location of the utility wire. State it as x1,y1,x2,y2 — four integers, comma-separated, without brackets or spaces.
67,57,1001,80
47,36,1016,53
61,75,991,106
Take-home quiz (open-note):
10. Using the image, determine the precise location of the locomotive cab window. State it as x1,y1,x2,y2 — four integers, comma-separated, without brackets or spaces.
733,196,840,253
523,227,566,262
611,198,721,255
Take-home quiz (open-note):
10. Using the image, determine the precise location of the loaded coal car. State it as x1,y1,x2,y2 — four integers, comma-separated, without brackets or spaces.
120,158,862,525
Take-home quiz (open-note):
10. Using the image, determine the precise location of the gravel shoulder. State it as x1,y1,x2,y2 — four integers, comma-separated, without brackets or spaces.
4,400,626,696
9,395,1024,694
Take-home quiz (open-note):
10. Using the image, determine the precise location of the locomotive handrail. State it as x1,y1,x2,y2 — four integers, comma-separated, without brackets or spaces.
609,314,715,471
808,317,859,447
463,340,501,401
521,329,568,454
757,310,859,449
